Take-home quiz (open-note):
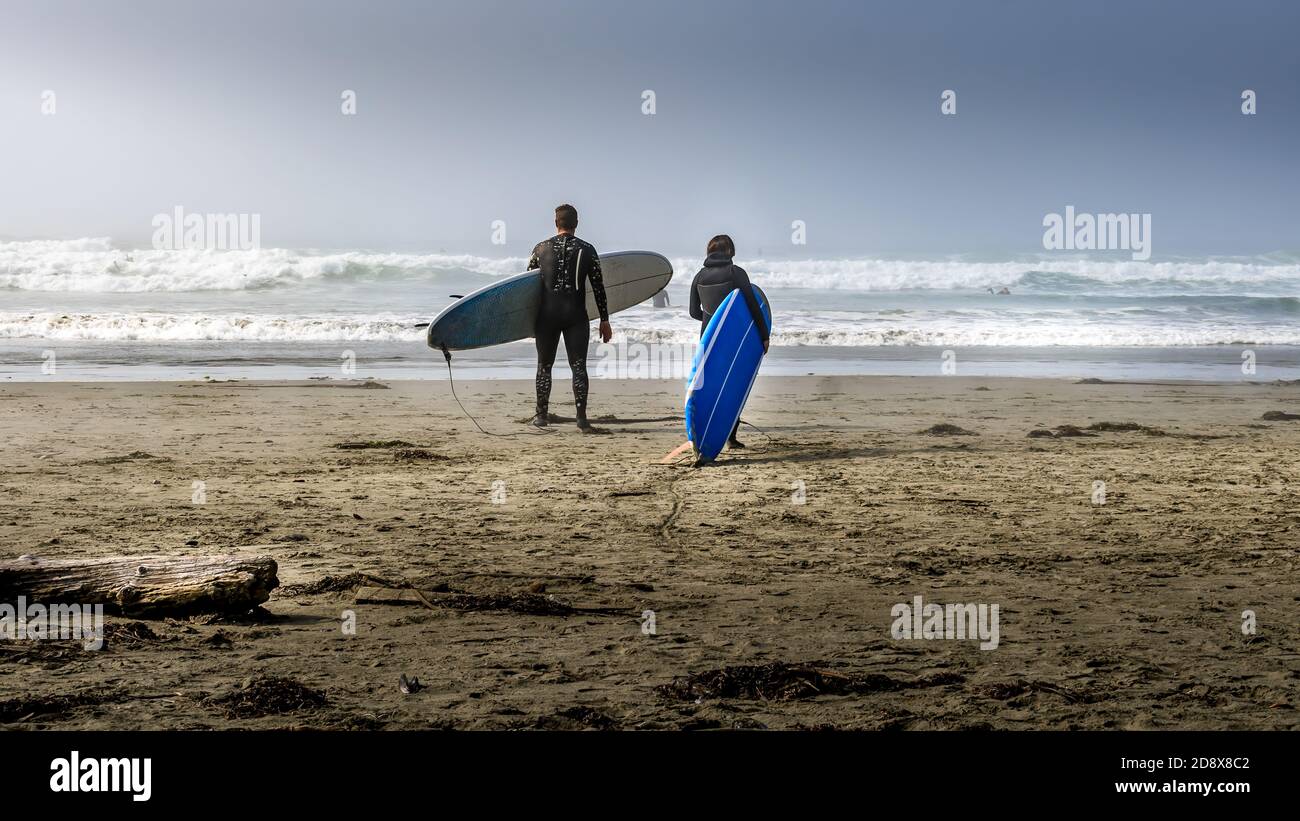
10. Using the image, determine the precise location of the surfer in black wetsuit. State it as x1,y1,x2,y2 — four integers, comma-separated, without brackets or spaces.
528,204,612,431
689,234,769,449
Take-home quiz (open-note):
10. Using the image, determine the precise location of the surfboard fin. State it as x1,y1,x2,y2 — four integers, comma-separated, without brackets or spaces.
658,441,694,464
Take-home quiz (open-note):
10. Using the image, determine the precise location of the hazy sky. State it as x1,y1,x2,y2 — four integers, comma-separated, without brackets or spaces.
3,0,1297,257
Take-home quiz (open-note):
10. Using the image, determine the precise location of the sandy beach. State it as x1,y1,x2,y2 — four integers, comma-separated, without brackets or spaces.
1,374,1298,730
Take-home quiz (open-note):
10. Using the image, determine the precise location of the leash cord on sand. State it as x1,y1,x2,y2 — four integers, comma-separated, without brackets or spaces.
440,346,554,437
739,419,774,451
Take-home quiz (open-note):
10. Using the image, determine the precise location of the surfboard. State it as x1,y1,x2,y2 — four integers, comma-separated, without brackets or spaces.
684,286,771,463
426,251,673,351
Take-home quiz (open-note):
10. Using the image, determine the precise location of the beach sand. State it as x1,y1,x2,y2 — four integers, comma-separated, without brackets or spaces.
1,375,1298,730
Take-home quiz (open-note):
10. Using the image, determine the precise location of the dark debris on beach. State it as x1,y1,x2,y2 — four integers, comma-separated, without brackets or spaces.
434,591,584,617
392,448,449,461
276,572,406,596
206,675,328,719
0,689,133,723
332,439,417,450
657,662,964,703
919,423,979,436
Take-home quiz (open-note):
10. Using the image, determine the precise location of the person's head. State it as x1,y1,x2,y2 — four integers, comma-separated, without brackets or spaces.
707,234,735,258
554,204,578,234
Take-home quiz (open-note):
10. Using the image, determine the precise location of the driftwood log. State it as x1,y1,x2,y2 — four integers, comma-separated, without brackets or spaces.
0,555,279,617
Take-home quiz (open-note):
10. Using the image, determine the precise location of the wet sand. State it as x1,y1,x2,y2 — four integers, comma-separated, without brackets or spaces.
1,375,1298,729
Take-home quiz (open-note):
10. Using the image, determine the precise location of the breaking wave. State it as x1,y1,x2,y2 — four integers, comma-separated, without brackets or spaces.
5,238,1299,294
6,310,1297,347
0,238,523,293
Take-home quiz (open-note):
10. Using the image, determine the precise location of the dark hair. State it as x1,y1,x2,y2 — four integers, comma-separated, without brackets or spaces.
707,234,735,257
555,204,578,231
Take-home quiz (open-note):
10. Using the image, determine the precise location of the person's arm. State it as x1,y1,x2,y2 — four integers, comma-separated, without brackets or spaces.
588,248,609,323
732,266,770,350
587,246,612,342
688,272,703,321
527,243,541,271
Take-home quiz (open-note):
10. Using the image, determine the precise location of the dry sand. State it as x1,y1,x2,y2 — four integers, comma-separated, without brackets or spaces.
1,375,1298,730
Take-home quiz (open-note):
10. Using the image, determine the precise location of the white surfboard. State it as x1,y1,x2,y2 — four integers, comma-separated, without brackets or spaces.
426,251,672,351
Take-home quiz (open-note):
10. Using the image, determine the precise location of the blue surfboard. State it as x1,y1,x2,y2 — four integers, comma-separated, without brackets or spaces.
684,286,771,463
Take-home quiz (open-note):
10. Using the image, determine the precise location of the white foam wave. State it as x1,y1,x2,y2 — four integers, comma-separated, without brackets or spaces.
614,325,1300,347
4,309,1296,347
613,307,1300,347
5,239,1299,294
670,256,1300,292
0,311,426,342
0,238,525,293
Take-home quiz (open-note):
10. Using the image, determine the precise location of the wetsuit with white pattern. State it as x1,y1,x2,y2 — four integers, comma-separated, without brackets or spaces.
528,234,608,421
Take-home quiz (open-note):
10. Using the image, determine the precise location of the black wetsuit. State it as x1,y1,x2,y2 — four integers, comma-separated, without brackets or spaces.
689,253,769,340
528,234,609,420
689,253,769,441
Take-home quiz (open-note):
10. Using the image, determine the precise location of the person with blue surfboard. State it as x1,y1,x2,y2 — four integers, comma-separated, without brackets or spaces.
687,234,770,452
527,204,612,432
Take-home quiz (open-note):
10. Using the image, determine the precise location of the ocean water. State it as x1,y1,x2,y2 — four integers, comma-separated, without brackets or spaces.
3,237,1300,382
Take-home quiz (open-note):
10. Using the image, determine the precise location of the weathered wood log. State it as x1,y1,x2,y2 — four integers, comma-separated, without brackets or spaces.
0,555,279,617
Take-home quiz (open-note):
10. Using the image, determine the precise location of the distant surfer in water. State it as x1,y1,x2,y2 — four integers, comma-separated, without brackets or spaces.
528,204,612,432
689,234,769,449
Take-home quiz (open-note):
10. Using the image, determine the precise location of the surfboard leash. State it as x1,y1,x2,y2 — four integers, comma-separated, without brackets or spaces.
439,345,555,437
738,419,775,452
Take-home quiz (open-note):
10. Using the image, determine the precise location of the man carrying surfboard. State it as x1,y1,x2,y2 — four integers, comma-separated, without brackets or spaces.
527,204,612,432
689,234,769,449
